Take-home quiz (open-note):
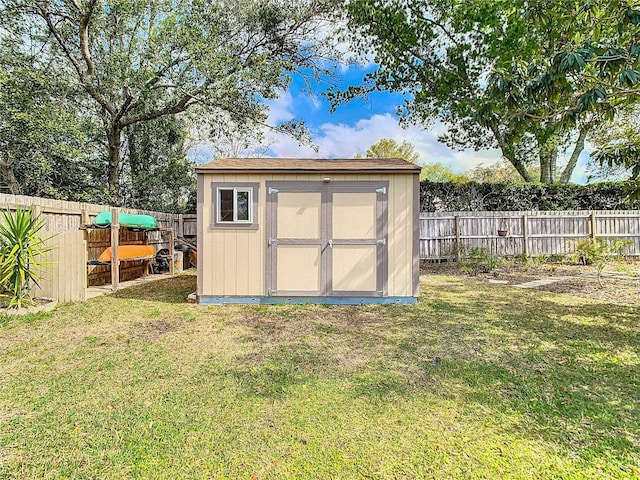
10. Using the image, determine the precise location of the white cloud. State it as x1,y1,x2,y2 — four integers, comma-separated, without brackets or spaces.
267,112,503,173
266,101,593,183
196,86,593,184
266,92,296,124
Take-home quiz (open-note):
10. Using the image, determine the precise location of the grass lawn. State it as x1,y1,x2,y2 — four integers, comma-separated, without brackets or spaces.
1,273,639,479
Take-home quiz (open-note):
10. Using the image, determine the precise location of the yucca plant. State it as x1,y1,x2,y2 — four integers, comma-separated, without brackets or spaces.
0,208,53,308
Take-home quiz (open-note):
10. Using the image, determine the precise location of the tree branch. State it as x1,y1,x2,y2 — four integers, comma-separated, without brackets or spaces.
0,153,22,195
79,0,98,76
120,82,210,127
114,93,134,125
38,1,115,116
487,120,535,182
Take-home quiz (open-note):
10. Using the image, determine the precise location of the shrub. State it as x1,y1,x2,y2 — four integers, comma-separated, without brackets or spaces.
0,209,53,308
460,247,498,275
575,237,631,287
420,180,640,212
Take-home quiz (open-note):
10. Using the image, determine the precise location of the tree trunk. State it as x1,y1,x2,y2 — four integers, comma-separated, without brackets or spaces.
510,159,535,183
0,154,22,195
126,129,144,207
540,152,551,183
549,149,558,183
560,128,587,184
488,121,535,182
107,124,122,198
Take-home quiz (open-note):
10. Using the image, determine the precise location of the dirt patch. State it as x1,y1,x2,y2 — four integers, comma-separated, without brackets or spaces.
133,319,174,340
422,260,640,308
0,297,57,316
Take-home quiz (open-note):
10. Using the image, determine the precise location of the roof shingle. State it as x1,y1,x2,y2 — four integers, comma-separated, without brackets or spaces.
195,158,421,172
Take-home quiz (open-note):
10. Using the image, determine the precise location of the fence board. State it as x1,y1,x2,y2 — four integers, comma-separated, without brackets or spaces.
420,210,640,260
33,231,86,302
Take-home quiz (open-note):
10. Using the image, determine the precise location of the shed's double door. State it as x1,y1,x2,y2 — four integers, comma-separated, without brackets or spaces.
266,181,388,297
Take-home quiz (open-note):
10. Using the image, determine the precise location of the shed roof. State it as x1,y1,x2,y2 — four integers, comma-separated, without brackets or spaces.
195,158,421,173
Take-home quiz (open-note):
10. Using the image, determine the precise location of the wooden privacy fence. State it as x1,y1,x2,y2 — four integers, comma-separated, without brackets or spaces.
420,210,640,260
1,193,196,303
1,194,197,238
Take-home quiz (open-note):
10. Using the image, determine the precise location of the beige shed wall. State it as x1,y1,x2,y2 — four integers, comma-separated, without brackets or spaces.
198,172,417,297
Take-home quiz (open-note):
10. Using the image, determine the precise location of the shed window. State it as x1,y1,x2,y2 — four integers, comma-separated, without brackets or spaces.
217,187,253,223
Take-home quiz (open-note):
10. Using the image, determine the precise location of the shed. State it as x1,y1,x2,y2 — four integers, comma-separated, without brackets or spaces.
195,158,421,304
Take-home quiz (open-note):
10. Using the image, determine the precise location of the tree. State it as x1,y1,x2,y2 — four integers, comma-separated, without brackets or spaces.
194,113,275,160
337,0,640,183
355,138,421,163
356,138,469,182
419,162,468,183
5,0,338,201
122,116,195,213
487,1,640,183
465,161,526,184
0,45,99,197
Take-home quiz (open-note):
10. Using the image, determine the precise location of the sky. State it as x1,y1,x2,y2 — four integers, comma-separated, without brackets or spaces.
265,65,508,174
192,63,593,183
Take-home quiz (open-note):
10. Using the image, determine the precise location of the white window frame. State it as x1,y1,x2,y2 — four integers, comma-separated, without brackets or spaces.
217,187,253,224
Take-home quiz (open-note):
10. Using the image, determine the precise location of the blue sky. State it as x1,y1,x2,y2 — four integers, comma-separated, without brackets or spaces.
194,63,592,182
264,65,512,173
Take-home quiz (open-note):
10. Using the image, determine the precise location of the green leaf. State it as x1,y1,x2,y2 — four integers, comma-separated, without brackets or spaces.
0,208,54,308
628,9,640,25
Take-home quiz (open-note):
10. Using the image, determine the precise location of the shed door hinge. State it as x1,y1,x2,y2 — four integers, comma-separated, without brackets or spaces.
268,238,278,246
268,289,277,296
268,187,279,194
376,238,386,245
376,187,386,194
376,289,385,296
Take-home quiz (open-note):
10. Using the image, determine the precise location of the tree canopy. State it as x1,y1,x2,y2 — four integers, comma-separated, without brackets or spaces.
465,161,527,184
0,48,98,199
337,0,640,184
354,138,421,163
2,0,338,204
591,105,640,180
419,162,468,183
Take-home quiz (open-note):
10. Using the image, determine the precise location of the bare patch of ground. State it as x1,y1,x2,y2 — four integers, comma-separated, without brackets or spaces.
422,259,640,308
0,296,56,316
132,319,174,340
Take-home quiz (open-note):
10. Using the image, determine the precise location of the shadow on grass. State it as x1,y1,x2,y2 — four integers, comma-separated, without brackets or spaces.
406,285,640,459
204,281,640,466
112,275,196,304
195,343,321,399
112,272,639,464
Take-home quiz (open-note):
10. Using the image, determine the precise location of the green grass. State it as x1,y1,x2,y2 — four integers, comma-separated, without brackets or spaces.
1,273,639,479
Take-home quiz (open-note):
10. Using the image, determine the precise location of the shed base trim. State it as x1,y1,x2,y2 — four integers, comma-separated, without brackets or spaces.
197,295,417,305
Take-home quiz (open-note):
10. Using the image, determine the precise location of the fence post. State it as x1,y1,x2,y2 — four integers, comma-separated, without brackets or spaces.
454,215,461,261
521,214,528,257
590,213,597,239
178,214,184,238
111,208,120,291
81,208,90,226
168,229,175,275
31,206,45,231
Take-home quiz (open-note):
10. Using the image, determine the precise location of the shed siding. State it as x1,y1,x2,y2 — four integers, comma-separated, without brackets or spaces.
387,174,412,296
199,172,416,298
